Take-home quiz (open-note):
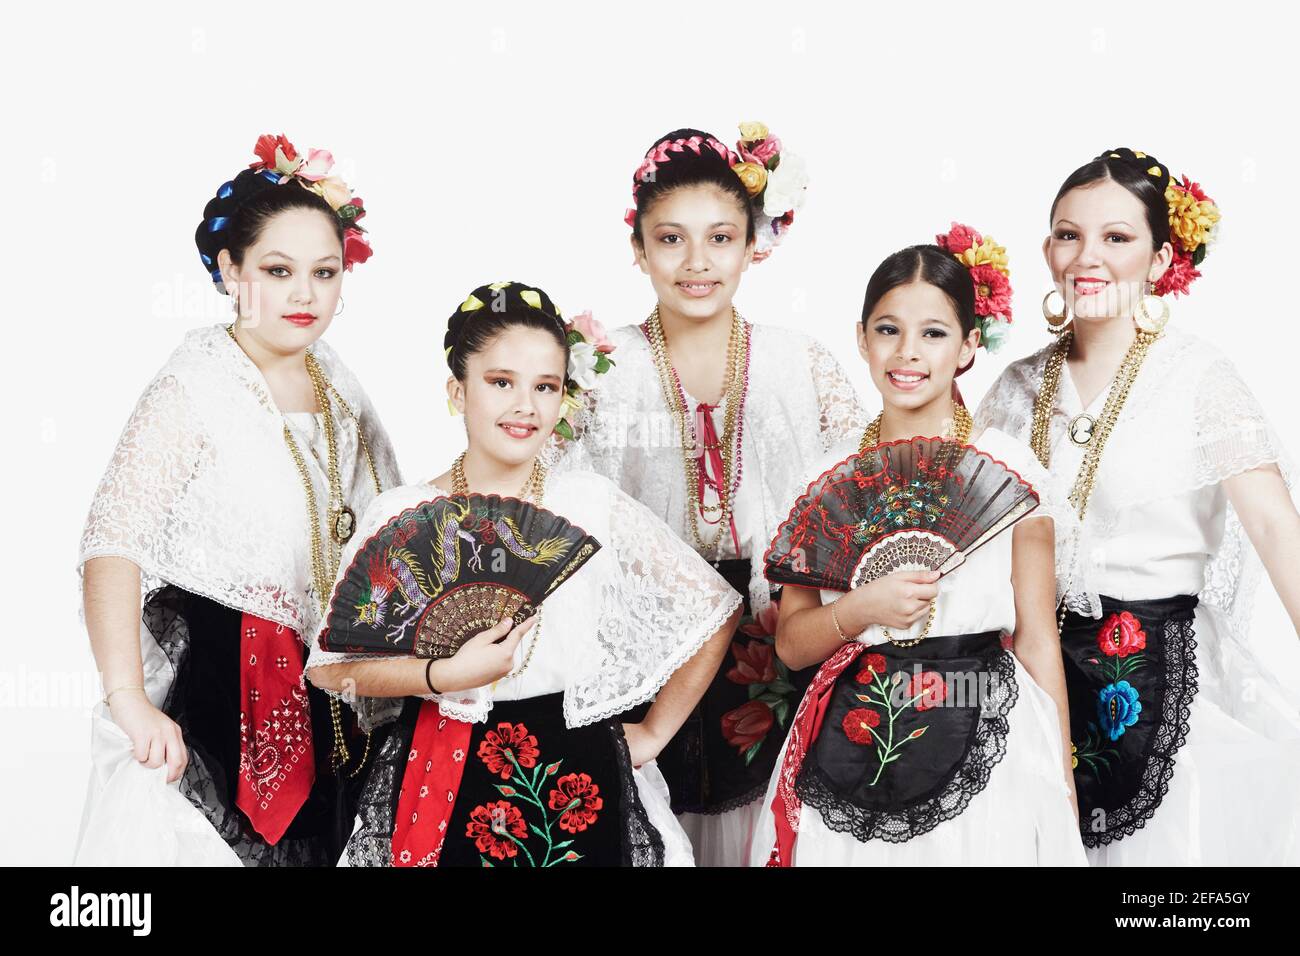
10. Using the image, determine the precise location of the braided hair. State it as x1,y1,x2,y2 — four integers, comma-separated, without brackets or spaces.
194,168,346,293
444,281,569,381
1050,146,1173,251
629,127,756,246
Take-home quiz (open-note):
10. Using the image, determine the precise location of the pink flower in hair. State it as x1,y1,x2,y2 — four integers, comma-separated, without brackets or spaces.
969,264,1011,318
569,311,615,353
743,136,782,168
936,222,983,254
1154,247,1200,297
297,148,335,182
624,207,638,228
343,228,372,271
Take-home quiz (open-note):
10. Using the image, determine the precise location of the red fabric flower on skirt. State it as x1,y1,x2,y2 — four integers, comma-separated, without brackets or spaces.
906,671,948,711
721,700,774,753
854,653,889,683
476,722,540,779
1097,611,1147,658
726,639,778,685
547,772,604,833
467,800,527,860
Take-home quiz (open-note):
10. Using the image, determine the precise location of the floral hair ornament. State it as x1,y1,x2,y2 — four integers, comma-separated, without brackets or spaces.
623,121,809,263
442,281,616,440
247,133,373,271
934,222,1014,355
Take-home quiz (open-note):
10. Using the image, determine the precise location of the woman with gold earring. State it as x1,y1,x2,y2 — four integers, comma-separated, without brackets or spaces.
76,134,401,865
975,147,1300,865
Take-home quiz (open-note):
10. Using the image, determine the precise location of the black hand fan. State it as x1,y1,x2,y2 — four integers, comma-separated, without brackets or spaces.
764,438,1039,593
321,495,601,658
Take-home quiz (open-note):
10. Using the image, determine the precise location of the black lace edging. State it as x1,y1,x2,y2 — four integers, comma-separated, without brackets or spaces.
690,780,769,816
1083,617,1198,848
609,722,666,867
796,648,1020,845
344,716,412,867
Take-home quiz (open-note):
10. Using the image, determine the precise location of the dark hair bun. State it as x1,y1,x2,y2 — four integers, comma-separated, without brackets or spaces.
193,167,282,290
444,281,567,377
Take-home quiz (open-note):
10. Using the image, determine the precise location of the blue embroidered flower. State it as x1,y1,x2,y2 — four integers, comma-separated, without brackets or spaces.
1097,681,1142,740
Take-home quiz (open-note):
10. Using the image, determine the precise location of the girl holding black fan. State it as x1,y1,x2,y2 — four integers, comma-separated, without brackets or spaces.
751,229,1086,866
307,281,739,867
975,149,1300,865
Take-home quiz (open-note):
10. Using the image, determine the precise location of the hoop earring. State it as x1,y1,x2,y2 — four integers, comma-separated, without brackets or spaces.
1133,280,1169,334
335,296,344,317
1042,289,1070,334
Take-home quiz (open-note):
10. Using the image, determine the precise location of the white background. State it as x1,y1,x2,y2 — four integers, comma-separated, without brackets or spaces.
4,0,1298,864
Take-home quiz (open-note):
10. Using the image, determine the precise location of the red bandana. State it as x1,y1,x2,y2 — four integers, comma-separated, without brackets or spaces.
391,701,474,867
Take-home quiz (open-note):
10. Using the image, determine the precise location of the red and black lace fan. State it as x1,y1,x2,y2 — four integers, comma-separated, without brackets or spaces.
320,495,600,659
764,438,1039,593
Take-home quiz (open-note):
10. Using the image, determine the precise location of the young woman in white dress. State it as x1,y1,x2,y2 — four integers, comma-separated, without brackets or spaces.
975,147,1300,865
752,230,1086,866
570,123,866,866
76,134,401,865
307,281,740,867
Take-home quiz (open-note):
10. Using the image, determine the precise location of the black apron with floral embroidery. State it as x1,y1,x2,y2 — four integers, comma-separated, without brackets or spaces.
795,631,1018,844
1061,594,1199,847
652,559,816,815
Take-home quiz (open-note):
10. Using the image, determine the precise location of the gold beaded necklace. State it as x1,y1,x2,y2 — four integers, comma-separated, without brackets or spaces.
1029,326,1162,631
225,324,381,776
857,401,972,647
643,304,750,557
448,451,547,682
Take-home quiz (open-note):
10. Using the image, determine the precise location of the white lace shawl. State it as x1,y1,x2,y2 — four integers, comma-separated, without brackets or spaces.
77,323,403,640
974,327,1294,644
556,322,867,612
307,470,743,729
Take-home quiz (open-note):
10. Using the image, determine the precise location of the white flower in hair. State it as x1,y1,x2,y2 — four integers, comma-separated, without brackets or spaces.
762,151,809,218
568,341,602,391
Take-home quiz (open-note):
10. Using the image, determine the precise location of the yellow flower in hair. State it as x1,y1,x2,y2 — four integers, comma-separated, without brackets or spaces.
732,162,768,197
738,120,770,143
1166,182,1220,253
955,236,1010,276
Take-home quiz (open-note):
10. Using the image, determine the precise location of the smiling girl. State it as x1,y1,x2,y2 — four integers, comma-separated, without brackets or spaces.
76,134,401,865
749,230,1084,866
306,281,739,867
976,147,1300,864
570,123,867,866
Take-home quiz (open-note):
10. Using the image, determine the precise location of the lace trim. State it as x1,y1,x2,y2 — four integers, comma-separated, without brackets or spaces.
608,722,666,866
693,780,767,816
1083,616,1198,848
795,648,1019,845
344,714,412,866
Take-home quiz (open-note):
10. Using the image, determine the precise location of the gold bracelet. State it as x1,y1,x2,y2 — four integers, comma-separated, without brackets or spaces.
830,600,852,643
103,685,145,706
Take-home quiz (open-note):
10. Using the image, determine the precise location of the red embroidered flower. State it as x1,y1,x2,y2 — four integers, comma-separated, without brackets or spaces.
854,653,889,683
251,133,297,169
721,700,774,753
842,707,881,744
726,639,778,685
547,772,604,833
466,801,527,860
476,722,540,779
739,602,780,639
1097,611,1147,658
907,671,948,711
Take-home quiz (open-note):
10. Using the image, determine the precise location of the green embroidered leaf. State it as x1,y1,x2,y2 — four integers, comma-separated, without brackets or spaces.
545,761,562,776
773,700,790,727
480,856,493,867
748,684,765,700
553,840,574,850
756,691,783,706
496,785,517,797
743,740,763,765
529,824,547,839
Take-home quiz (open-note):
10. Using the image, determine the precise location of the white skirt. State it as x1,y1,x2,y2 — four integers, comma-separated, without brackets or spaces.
749,653,1086,866
1085,603,1300,866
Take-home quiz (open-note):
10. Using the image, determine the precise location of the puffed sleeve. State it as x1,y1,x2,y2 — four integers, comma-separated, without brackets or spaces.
564,479,742,726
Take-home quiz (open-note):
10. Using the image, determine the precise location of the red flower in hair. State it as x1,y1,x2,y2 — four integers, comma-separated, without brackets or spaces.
936,222,983,254
969,264,1012,318
906,671,948,711
1177,175,1210,203
476,722,540,779
842,707,881,744
547,773,604,833
251,133,297,170
467,801,527,860
343,228,372,272
1153,247,1201,298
